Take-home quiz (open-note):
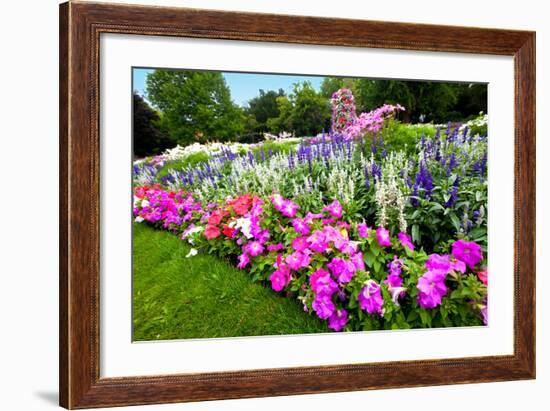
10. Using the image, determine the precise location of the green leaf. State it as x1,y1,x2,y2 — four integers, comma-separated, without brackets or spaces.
411,224,420,244
449,213,461,232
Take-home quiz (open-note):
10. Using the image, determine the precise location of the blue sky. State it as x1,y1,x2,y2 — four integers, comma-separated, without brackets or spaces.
133,68,324,107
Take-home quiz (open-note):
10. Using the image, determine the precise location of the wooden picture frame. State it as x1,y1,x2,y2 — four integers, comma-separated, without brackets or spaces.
59,1,535,408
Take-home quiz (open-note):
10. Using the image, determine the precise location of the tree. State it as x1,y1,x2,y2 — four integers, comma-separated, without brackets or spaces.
320,77,357,99
132,92,174,157
245,89,285,132
353,79,485,123
268,82,330,136
146,70,246,145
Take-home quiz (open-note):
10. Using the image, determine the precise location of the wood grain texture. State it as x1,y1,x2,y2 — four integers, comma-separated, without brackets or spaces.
59,1,536,408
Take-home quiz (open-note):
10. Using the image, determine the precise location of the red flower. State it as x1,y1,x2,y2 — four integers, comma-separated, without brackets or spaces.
204,224,221,240
222,225,236,238
229,194,253,216
477,270,488,286
208,210,225,225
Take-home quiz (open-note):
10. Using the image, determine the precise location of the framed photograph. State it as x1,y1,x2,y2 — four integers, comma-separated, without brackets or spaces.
59,1,535,409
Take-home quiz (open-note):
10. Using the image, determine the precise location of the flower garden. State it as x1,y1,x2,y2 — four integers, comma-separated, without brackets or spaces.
133,88,488,337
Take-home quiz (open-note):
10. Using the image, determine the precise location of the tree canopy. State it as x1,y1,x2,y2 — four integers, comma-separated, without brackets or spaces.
267,82,331,136
146,70,246,145
132,92,174,157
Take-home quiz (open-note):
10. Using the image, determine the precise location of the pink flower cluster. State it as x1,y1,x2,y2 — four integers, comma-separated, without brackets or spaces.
133,184,487,332
416,240,483,309
343,103,405,140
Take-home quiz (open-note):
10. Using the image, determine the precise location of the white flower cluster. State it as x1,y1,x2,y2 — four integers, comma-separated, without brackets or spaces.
373,154,408,232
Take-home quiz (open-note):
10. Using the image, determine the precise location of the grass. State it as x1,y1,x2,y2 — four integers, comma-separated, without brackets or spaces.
132,223,328,341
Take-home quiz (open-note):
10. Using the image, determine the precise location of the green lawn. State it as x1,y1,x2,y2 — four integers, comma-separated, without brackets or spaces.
133,223,327,340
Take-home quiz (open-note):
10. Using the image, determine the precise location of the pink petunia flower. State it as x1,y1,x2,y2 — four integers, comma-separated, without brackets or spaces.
292,236,309,252
327,257,356,283
357,223,369,238
376,227,391,247
350,252,366,271
292,218,310,235
237,252,250,269
270,266,291,292
285,251,311,270
328,309,348,331
267,243,284,252
416,270,447,309
280,200,299,218
246,241,265,257
312,294,336,319
452,240,483,270
307,230,329,253
358,280,384,315
323,199,343,219
309,268,338,295
397,232,415,250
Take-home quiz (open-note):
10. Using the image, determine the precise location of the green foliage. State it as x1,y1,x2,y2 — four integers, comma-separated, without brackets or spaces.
133,223,327,340
268,82,331,136
146,70,246,145
245,89,285,132
319,77,357,98
133,92,175,157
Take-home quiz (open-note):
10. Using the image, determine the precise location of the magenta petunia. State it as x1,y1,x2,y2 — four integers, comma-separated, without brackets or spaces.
309,268,338,295
246,241,265,257
416,270,448,309
312,294,336,319
236,252,250,269
376,227,391,247
292,236,309,252
267,243,284,252
323,199,343,219
307,230,329,253
292,218,310,235
357,223,369,238
271,193,285,211
328,309,348,331
397,232,415,250
452,239,483,270
358,280,384,315
280,199,299,218
350,252,366,271
426,253,451,273
285,251,311,270
270,266,291,292
327,257,356,283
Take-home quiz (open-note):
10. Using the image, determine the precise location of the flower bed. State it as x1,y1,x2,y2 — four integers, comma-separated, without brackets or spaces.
133,187,487,332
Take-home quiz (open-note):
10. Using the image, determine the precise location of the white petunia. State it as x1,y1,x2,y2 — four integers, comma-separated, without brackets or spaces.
186,248,198,258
